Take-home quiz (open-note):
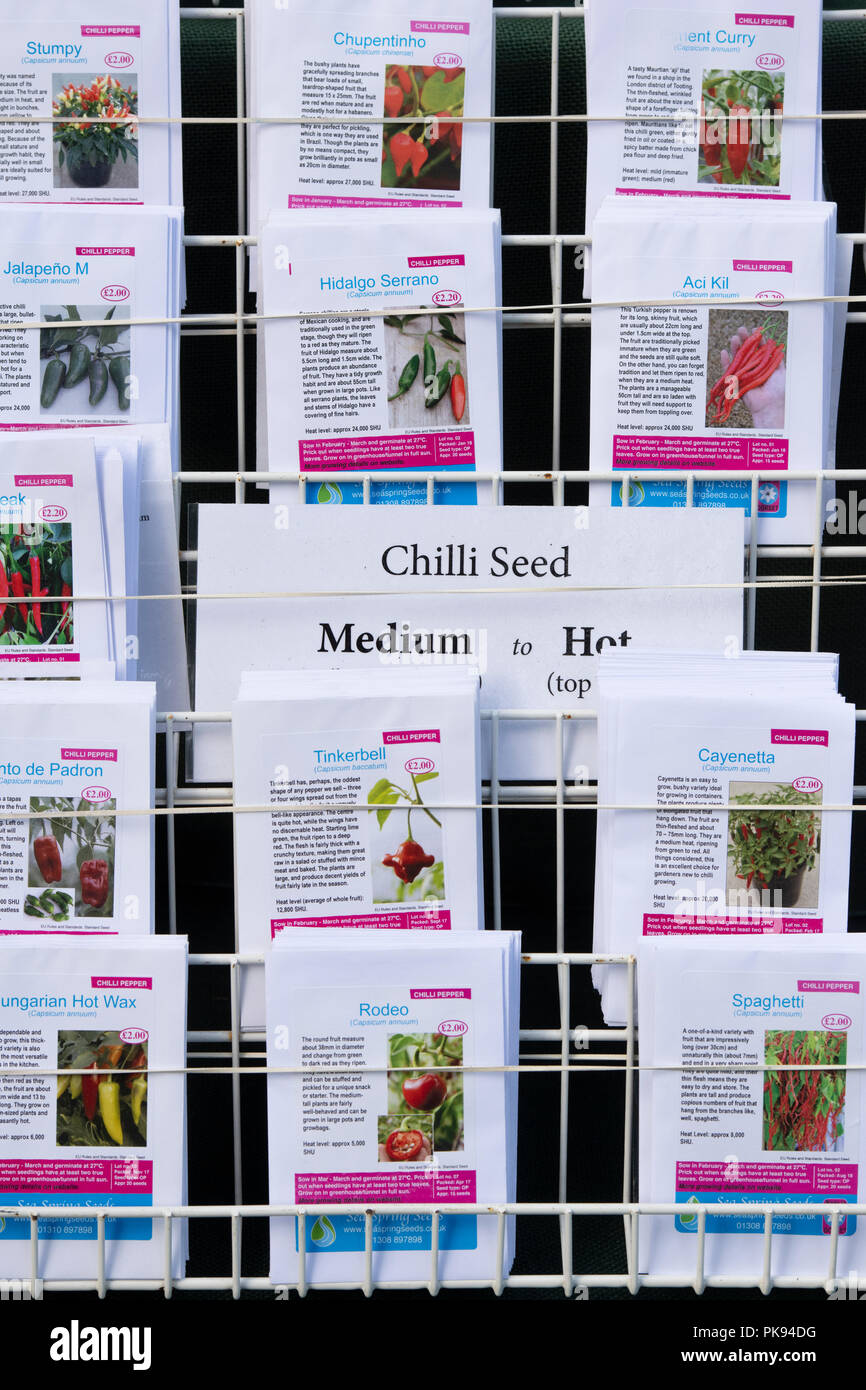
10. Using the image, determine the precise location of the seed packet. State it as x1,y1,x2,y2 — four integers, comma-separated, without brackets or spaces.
89,424,189,705
640,936,866,1281
593,650,855,1024
0,680,156,934
0,935,186,1280
0,426,187,697
257,208,501,503
589,197,838,542
247,0,493,246
266,929,519,1286
0,0,181,207
0,206,184,462
233,666,483,1027
584,0,823,287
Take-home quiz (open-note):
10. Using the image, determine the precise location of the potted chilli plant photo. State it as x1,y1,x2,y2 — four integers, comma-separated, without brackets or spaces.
727,783,821,908
53,75,138,188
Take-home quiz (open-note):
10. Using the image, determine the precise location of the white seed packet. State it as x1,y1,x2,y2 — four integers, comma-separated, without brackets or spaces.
257,208,501,503
0,935,186,1280
589,197,837,542
247,0,493,264
640,936,866,1282
0,680,156,934
584,0,823,288
0,0,182,207
266,928,519,1286
593,650,855,1024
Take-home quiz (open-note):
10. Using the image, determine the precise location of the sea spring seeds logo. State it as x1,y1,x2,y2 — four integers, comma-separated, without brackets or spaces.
310,1215,337,1248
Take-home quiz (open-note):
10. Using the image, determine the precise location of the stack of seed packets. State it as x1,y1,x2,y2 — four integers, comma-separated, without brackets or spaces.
0,936,187,1281
257,208,501,503
0,0,182,207
593,650,855,1025
266,928,519,1287
0,429,187,703
586,195,845,542
639,936,866,1282
589,197,840,542
232,666,483,1026
246,0,493,251
584,0,824,288
0,205,185,463
0,680,156,934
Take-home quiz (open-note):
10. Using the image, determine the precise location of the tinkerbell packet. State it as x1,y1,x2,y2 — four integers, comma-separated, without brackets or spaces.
233,666,483,1029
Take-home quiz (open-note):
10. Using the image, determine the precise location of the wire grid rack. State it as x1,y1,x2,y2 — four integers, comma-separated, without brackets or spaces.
11,1,866,1300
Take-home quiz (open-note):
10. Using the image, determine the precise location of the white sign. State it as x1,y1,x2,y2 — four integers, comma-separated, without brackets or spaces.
192,505,745,781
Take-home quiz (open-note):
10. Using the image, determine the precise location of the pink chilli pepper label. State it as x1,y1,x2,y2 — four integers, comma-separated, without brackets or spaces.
410,988,471,999
383,729,441,745
734,13,795,26
733,260,793,272
798,980,860,994
75,247,135,256
61,748,118,761
80,25,140,36
409,20,470,33
14,475,73,487
407,256,465,268
91,976,152,989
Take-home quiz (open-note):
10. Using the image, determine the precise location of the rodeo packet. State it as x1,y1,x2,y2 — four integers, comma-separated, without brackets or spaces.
266,928,519,1286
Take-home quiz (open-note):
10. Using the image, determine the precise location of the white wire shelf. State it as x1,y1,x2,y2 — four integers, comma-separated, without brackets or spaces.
18,1,858,1300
